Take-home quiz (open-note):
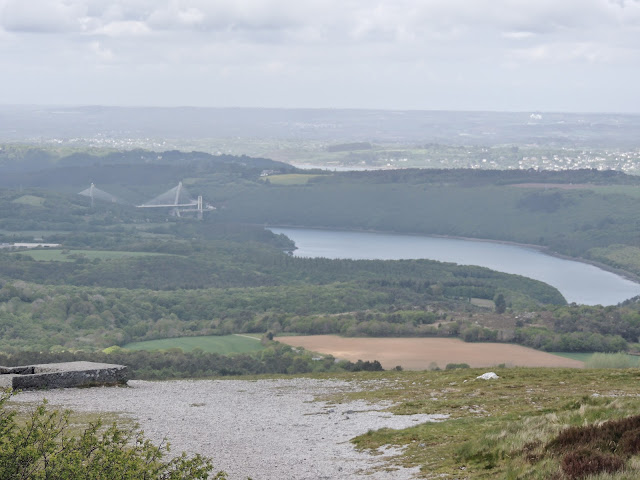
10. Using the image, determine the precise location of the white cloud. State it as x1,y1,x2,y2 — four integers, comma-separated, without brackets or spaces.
89,40,114,61
1,0,87,33
1,0,640,110
94,20,151,37
507,41,632,65
502,31,536,40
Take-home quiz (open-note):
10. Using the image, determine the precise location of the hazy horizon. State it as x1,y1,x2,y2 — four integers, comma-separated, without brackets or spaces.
2,104,640,115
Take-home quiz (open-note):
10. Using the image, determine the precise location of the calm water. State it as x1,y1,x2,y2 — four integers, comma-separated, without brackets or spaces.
270,227,640,306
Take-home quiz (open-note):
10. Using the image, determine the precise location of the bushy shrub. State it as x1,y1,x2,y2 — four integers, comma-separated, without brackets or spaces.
445,363,470,370
0,390,224,479
560,448,624,479
547,414,640,478
344,360,384,372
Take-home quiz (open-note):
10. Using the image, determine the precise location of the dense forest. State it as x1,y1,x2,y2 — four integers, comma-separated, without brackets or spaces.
1,146,640,368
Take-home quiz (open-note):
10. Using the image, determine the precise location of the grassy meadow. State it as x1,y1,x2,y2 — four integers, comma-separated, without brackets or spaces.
122,334,265,354
552,352,640,367
550,352,595,363
261,173,324,185
327,367,640,479
10,195,45,206
14,249,170,262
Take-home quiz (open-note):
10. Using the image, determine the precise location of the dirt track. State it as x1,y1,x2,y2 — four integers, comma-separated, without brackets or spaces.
278,335,583,369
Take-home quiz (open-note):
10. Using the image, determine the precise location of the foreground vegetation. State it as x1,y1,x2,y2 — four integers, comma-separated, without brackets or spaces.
9,366,640,479
328,367,640,479
0,390,222,479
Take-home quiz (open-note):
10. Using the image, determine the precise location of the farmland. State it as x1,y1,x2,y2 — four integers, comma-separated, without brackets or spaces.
123,334,264,354
277,335,584,369
13,249,171,262
261,173,323,185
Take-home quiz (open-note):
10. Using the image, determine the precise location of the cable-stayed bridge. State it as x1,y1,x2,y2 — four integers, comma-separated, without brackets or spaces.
137,182,204,218
79,182,207,218
78,183,122,207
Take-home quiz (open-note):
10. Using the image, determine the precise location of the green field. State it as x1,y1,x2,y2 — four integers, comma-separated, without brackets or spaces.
588,244,640,272
551,351,640,366
469,298,494,308
15,249,170,262
11,195,45,206
122,334,265,354
591,185,640,198
262,173,324,185
549,352,593,362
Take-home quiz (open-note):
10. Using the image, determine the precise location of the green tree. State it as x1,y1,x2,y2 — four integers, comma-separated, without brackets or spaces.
494,293,506,314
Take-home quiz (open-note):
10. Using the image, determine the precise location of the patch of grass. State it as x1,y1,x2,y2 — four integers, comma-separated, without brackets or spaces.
589,244,640,272
591,185,640,198
0,229,69,236
470,298,495,309
551,352,594,363
11,195,45,207
584,353,639,368
319,368,640,478
122,334,265,354
9,400,127,436
261,174,324,185
14,249,171,262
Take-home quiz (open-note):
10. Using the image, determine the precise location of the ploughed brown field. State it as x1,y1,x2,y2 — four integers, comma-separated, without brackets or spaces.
277,335,583,370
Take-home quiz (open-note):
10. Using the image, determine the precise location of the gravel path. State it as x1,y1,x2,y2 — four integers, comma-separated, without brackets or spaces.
12,379,446,479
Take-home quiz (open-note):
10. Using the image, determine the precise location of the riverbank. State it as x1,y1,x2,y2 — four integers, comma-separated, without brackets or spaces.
269,224,638,281
268,225,640,304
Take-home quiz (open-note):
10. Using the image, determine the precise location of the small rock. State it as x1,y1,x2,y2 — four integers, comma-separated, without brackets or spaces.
476,372,499,380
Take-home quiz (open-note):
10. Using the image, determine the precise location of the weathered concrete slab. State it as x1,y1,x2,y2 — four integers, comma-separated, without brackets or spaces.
0,361,128,390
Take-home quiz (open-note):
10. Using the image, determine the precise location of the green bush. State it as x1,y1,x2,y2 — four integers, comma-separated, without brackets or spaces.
0,390,225,479
445,363,470,370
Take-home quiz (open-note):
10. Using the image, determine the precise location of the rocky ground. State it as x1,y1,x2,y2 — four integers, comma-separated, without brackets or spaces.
12,378,446,479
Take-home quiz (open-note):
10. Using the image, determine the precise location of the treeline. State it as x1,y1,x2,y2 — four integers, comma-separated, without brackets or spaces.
514,328,627,353
0,258,565,351
509,302,640,352
0,343,382,379
0,275,634,353
0,279,487,350
0,146,292,176
286,311,632,353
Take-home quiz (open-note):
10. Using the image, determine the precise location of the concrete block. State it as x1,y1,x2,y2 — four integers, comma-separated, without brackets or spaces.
0,361,128,390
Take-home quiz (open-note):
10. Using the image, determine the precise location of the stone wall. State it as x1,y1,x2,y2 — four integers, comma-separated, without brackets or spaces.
0,362,128,390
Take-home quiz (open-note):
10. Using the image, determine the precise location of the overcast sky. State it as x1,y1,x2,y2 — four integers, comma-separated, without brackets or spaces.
1,0,639,112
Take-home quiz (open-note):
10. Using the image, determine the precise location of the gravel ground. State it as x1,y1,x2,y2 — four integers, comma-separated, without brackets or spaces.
12,379,447,480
